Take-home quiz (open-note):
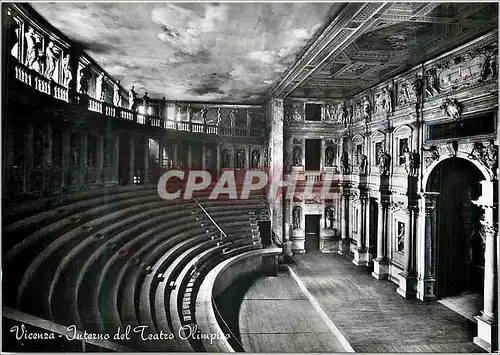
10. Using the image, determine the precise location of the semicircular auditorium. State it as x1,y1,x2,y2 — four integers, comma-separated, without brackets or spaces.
2,2,498,353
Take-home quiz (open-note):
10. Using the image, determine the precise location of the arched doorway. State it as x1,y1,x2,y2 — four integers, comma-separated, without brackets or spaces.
426,157,485,299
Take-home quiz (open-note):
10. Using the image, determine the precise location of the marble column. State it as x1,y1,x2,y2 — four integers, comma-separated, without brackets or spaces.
372,198,388,279
129,133,135,184
417,193,438,301
144,137,150,183
338,192,350,255
365,197,374,265
474,219,498,352
397,205,417,299
96,135,104,185
61,128,70,189
24,123,34,193
269,98,284,246
283,197,292,256
353,196,369,265
187,143,192,169
79,132,88,186
43,124,53,191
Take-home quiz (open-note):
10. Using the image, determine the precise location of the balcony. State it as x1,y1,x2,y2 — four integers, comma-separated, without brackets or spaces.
11,61,266,139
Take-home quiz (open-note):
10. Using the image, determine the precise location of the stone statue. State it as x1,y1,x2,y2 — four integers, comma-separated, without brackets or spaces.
292,206,301,230
425,67,440,97
382,87,392,112
129,86,137,111
397,222,405,252
251,149,260,169
378,151,391,176
324,104,336,122
480,51,497,81
62,54,73,87
358,154,368,175
221,149,230,169
96,73,106,101
404,148,411,171
159,97,167,117
325,206,334,229
229,110,236,127
143,92,150,112
362,96,371,121
113,80,121,107
345,105,353,125
325,146,334,167
246,110,251,127
441,98,461,120
292,146,302,166
340,151,349,174
413,75,424,102
397,82,412,106
236,149,245,169
44,41,57,79
78,66,90,95
216,108,222,126
483,140,498,171
25,27,37,69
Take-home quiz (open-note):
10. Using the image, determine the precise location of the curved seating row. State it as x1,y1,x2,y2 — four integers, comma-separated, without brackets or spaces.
3,181,270,351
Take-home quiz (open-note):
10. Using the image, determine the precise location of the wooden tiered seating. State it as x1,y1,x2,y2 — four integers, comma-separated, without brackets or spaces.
3,180,271,352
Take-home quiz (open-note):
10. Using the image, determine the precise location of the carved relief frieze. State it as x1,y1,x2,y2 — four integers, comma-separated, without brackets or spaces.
284,99,302,122
373,86,392,114
426,41,498,98
468,140,498,175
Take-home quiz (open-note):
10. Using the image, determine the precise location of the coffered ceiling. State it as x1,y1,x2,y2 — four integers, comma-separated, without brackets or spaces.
274,2,498,100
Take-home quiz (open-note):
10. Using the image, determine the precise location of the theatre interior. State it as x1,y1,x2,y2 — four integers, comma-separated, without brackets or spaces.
2,2,499,353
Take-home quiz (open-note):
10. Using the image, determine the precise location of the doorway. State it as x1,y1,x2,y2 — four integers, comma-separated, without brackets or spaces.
305,214,321,252
305,139,321,171
427,158,484,299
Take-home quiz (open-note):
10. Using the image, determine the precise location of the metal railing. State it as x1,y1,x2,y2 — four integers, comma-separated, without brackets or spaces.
193,197,227,240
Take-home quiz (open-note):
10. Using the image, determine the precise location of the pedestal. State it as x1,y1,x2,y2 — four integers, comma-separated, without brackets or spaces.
396,273,417,299
283,241,292,256
337,238,350,255
372,258,388,279
352,248,368,266
291,229,305,253
320,228,338,253
474,315,498,352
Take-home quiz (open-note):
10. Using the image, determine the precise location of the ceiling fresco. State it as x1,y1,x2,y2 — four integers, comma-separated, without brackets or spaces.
31,2,334,103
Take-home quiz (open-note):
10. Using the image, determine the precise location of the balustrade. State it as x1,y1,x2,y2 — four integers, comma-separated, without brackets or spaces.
11,61,266,138
305,171,322,182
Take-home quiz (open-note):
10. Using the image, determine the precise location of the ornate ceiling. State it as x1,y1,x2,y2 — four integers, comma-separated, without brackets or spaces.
275,2,498,100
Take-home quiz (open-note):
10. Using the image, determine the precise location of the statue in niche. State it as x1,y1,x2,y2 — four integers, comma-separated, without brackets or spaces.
236,149,245,169
325,206,335,229
340,151,349,174
251,149,260,169
374,93,383,113
378,151,391,176
44,41,57,79
221,149,230,169
362,96,371,121
284,151,291,172
96,73,106,101
113,80,121,107
358,154,368,175
325,146,335,167
440,98,461,120
382,87,392,112
355,102,363,119
410,150,419,177
62,54,73,87
404,148,412,171
25,27,37,69
292,145,302,166
425,67,440,98
344,105,353,125
129,86,137,111
70,136,80,168
397,222,405,252
292,206,301,230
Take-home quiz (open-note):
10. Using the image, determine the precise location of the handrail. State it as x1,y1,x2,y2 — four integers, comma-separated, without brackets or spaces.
3,307,133,352
192,197,227,239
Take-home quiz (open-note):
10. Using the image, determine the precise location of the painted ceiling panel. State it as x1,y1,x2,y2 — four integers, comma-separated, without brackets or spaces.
31,2,333,103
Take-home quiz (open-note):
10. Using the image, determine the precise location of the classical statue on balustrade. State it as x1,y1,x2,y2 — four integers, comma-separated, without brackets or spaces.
44,41,58,80
358,154,368,175
292,206,302,230
113,81,121,107
129,86,138,111
62,54,73,88
25,27,37,70
96,72,106,101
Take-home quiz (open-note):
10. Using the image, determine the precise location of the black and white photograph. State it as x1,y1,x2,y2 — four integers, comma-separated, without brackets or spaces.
2,1,499,353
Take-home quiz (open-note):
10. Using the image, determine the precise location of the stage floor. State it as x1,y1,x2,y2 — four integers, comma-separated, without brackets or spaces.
239,251,484,353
